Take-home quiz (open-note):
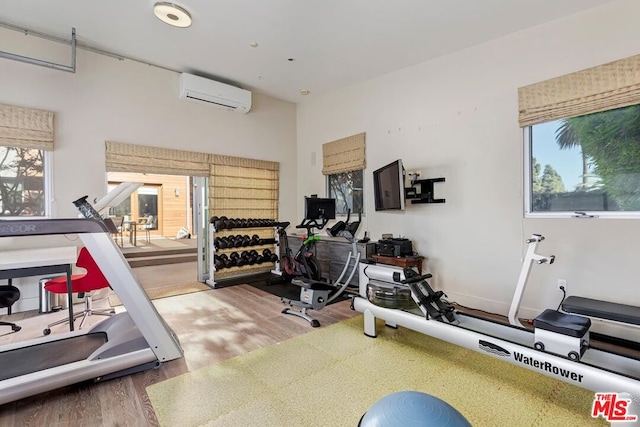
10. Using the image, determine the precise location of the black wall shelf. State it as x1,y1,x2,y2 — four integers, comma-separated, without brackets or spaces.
405,177,446,204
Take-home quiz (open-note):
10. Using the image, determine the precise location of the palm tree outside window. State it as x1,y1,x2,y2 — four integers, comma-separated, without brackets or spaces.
525,104,640,217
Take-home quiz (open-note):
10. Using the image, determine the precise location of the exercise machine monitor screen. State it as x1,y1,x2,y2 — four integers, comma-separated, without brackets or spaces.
304,197,336,220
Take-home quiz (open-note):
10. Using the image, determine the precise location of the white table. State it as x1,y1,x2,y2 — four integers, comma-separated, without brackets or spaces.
0,247,78,331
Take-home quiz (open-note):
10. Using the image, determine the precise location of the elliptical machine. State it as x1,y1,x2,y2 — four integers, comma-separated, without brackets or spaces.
281,199,362,327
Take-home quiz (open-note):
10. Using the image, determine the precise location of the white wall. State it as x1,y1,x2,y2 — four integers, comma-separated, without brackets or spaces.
0,27,297,311
297,0,640,337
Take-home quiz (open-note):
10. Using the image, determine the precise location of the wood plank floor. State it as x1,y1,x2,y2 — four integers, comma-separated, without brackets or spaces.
0,284,359,426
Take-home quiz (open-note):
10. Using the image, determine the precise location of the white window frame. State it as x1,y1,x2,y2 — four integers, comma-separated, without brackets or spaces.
523,127,640,219
0,148,53,219
326,169,365,217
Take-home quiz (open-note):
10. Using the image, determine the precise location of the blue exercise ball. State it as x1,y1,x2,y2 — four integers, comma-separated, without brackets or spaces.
360,391,471,427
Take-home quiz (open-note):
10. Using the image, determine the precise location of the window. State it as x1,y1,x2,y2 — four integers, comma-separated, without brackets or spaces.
327,170,364,216
0,146,51,217
525,104,640,218
108,182,160,231
321,133,366,216
137,186,159,230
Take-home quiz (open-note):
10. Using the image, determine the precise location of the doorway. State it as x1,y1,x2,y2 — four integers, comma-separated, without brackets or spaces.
105,172,209,301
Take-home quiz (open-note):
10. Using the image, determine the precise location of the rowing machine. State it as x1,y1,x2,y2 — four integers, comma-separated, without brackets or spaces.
352,235,640,400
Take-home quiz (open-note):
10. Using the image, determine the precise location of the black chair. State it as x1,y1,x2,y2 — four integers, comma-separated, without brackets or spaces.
0,285,22,332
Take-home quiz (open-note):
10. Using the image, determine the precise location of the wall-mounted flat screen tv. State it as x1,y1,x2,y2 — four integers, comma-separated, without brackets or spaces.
373,159,405,211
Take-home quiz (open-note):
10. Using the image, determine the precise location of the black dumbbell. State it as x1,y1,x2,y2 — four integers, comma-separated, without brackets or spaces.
251,249,263,264
216,216,229,230
218,254,232,269
234,252,248,267
217,216,228,230
262,248,278,263
236,252,247,267
214,254,224,270
240,250,253,265
262,248,277,262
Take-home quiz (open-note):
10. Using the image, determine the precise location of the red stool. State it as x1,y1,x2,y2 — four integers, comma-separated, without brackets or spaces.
43,247,114,335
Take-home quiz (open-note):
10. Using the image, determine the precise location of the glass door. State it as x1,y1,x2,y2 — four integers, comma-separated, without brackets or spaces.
137,186,159,233
192,176,209,282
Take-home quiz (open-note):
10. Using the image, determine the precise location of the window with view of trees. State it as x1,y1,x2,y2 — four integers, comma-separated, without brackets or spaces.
327,170,363,215
0,146,49,217
526,104,640,216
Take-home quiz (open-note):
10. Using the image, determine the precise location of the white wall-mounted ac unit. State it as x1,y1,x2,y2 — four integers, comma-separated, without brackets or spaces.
178,73,252,113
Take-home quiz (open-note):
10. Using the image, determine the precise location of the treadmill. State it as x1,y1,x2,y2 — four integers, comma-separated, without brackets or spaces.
0,218,183,405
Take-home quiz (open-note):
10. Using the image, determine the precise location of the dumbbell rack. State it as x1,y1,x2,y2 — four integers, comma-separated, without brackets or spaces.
206,217,279,288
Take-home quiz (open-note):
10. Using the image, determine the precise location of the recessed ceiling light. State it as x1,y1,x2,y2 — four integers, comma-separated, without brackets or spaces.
300,89,310,96
250,41,259,48
153,2,192,28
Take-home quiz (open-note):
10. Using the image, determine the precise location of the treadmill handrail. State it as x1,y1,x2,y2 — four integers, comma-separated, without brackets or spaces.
0,218,108,238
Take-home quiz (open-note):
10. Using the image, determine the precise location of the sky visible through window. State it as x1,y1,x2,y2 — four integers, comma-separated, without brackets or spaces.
531,121,592,191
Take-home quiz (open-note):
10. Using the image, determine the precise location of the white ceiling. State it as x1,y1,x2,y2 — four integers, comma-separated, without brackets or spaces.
0,0,617,103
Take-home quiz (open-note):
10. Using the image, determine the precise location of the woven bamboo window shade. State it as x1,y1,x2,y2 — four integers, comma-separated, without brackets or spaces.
0,103,54,150
209,154,279,221
322,132,366,175
105,141,210,176
518,54,640,127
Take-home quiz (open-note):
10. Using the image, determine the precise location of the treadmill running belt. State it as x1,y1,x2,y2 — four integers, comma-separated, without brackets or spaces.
0,332,108,381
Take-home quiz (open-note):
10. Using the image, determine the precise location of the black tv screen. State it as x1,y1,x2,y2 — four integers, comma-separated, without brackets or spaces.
373,160,405,211
304,197,336,220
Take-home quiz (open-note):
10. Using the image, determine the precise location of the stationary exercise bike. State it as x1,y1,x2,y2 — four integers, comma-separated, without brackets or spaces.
281,198,362,327
276,221,323,282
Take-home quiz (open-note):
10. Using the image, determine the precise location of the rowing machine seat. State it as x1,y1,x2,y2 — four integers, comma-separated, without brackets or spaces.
534,309,591,338
534,309,590,360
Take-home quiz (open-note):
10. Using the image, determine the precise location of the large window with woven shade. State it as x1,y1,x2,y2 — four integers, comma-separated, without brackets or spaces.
0,103,54,217
322,132,365,215
519,54,640,218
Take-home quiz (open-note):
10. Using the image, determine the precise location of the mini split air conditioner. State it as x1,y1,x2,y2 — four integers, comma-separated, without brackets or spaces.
178,73,252,113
